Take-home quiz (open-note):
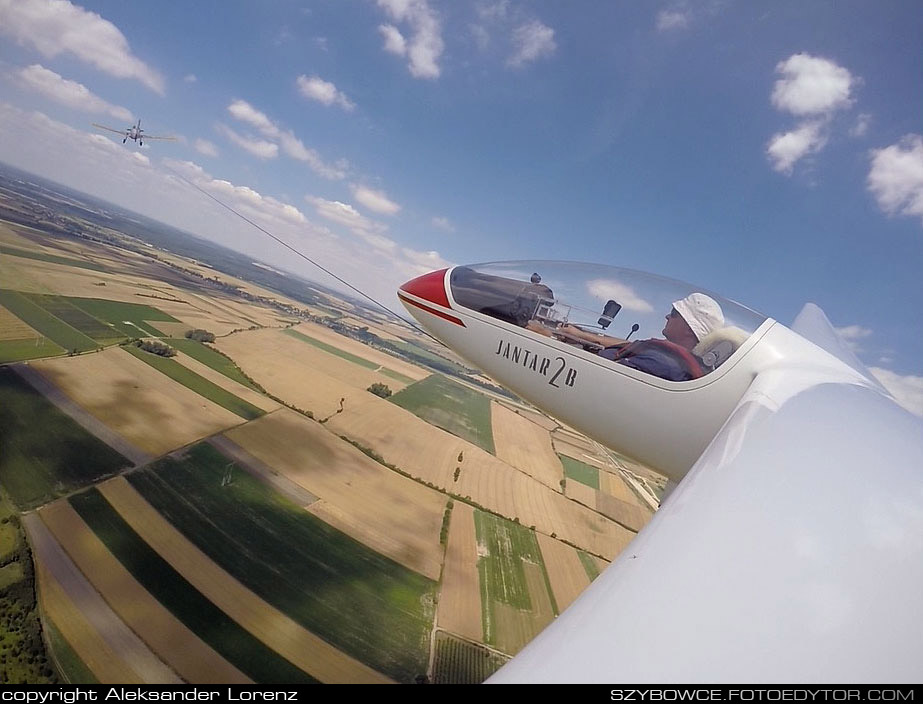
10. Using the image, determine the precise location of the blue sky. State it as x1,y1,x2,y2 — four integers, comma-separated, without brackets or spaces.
0,0,921,413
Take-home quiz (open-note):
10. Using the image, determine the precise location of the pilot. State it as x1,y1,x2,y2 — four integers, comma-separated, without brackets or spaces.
599,293,725,381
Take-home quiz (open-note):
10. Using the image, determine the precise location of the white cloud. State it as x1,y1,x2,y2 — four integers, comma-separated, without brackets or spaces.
184,74,197,83
15,64,133,122
215,123,278,159
766,121,827,174
771,54,854,117
834,324,873,353
850,113,871,138
508,19,556,68
352,185,401,215
194,138,219,157
131,151,150,167
0,0,165,94
377,0,444,79
296,75,355,111
226,99,347,179
870,368,923,418
378,24,407,56
307,196,373,231
867,135,923,225
586,279,654,313
431,216,454,232
656,9,691,31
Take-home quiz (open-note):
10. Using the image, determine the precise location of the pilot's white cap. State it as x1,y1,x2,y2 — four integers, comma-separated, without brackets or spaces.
673,293,725,342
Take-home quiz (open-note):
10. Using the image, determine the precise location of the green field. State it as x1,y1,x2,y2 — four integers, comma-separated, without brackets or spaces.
0,338,66,364
577,551,601,581
166,338,263,391
0,290,99,354
69,489,317,684
560,455,600,490
24,294,122,342
122,345,264,420
0,367,131,509
0,244,108,273
390,374,495,453
43,619,98,684
60,297,178,338
431,632,508,684
128,443,437,683
378,367,416,385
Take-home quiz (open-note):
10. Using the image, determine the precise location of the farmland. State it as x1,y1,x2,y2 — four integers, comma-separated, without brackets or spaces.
431,632,508,684
491,401,563,490
390,374,495,454
0,367,130,509
0,290,99,354
560,454,600,490
127,443,437,682
166,338,263,391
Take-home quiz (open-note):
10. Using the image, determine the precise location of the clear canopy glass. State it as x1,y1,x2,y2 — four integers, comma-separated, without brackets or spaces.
450,261,768,380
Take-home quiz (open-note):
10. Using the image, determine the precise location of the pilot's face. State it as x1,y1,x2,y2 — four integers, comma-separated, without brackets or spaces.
663,307,692,344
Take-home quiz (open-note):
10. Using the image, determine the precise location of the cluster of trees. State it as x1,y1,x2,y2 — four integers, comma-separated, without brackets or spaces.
185,329,216,343
134,339,176,357
367,383,392,398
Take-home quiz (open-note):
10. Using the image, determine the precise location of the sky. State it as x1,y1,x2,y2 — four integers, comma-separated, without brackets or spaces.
0,0,920,415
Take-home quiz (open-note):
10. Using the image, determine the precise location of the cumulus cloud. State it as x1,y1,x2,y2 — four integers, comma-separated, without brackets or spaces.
870,368,923,418
586,279,654,313
377,0,444,79
867,135,923,225
226,99,347,179
771,54,854,117
215,123,278,159
15,64,132,122
508,19,556,67
0,0,165,94
431,216,455,232
850,113,871,138
296,75,355,111
766,121,827,174
834,324,873,353
656,9,691,31
184,74,197,84
352,185,401,215
194,138,218,157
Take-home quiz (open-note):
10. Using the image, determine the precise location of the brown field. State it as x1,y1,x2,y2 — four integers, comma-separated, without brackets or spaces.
338,316,406,343
31,346,245,456
595,492,650,532
98,478,392,684
564,479,597,509
598,471,645,507
0,221,42,247
214,328,417,419
495,401,561,432
171,351,280,413
150,321,195,337
436,502,482,642
24,514,178,684
39,501,248,683
0,304,42,341
224,409,447,579
493,562,556,656
535,533,591,613
327,395,636,560
490,401,564,491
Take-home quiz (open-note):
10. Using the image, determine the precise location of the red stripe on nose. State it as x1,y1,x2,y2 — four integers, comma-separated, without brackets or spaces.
399,268,450,307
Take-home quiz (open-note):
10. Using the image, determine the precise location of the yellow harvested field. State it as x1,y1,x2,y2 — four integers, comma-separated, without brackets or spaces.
99,478,392,684
31,346,244,456
215,328,413,419
436,503,482,642
590,554,610,576
0,222,41,247
172,351,280,413
495,401,561,432
225,409,447,579
491,401,564,491
0,304,41,340
290,321,429,380
327,395,636,560
600,471,647,508
150,321,194,337
564,479,597,509
536,533,591,613
493,562,555,656
596,492,650,532
39,501,249,684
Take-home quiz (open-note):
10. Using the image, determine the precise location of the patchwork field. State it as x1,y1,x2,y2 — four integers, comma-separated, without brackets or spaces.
169,350,278,413
327,394,636,560
31,347,245,456
98,478,387,684
436,502,482,643
491,401,564,490
214,327,415,419
390,374,495,454
536,532,592,613
475,511,557,655
127,444,437,682
39,499,250,684
0,290,99,353
166,339,263,392
431,632,509,684
0,304,42,340
0,367,130,509
224,409,446,579
560,454,600,490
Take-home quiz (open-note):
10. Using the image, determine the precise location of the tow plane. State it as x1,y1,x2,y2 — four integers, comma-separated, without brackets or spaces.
91,119,176,146
398,261,923,683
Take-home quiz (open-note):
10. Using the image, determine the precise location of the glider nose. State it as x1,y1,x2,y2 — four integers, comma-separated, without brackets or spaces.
399,268,450,307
